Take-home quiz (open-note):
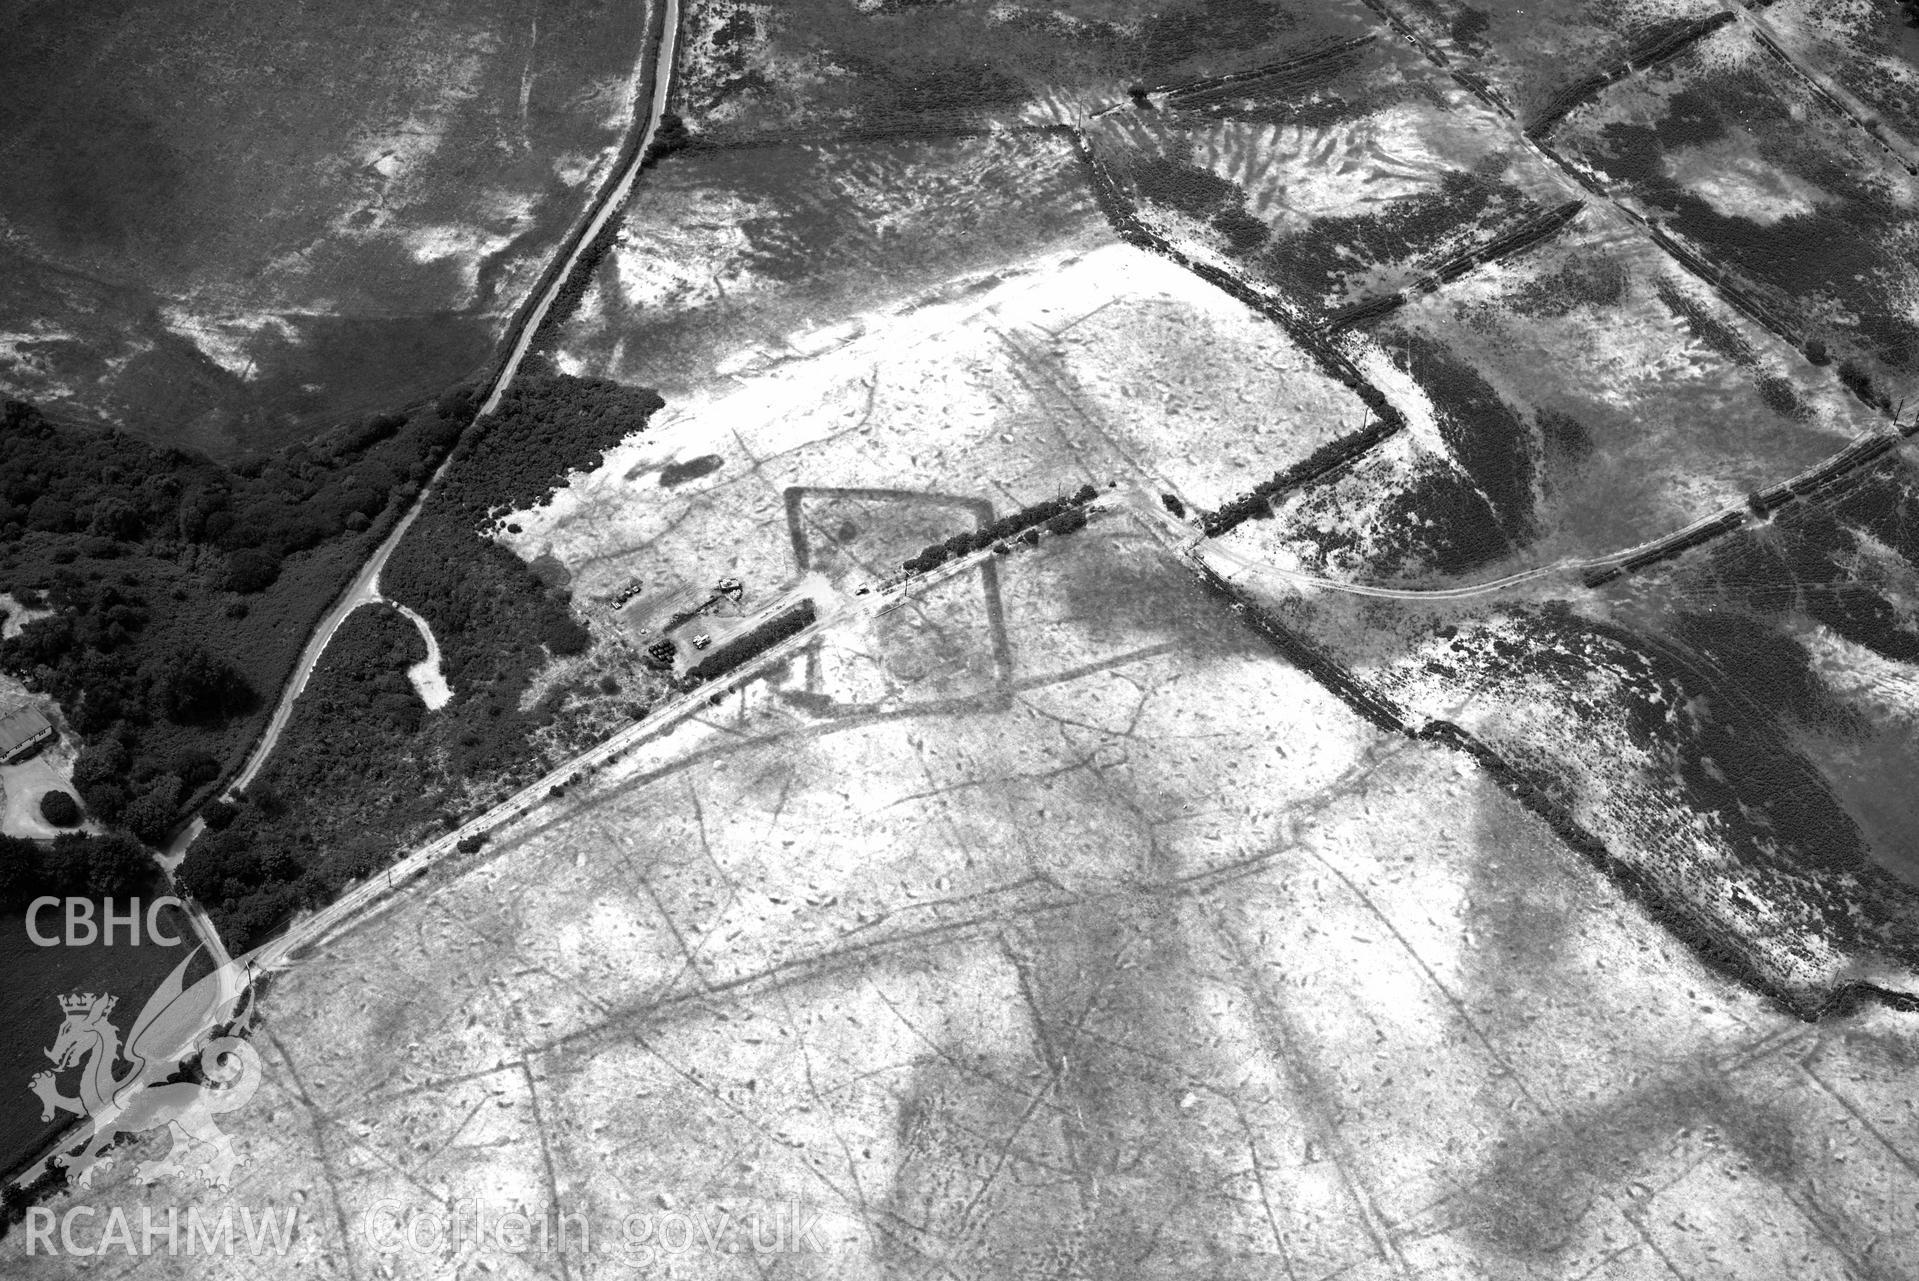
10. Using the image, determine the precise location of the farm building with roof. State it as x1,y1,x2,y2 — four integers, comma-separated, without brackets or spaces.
0,708,54,764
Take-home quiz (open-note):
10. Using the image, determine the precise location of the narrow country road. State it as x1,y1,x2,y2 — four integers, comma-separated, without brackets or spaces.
7,0,686,1195
162,0,683,870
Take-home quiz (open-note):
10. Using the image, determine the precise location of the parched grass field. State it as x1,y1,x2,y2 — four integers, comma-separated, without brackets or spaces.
27,520,1919,1279
0,0,653,457
523,239,1371,615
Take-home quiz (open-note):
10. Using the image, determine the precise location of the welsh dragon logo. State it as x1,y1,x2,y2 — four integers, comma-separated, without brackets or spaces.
29,946,263,1190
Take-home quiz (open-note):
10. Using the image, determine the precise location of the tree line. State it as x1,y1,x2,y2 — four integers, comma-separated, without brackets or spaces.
0,831,157,910
179,371,666,949
0,389,475,852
